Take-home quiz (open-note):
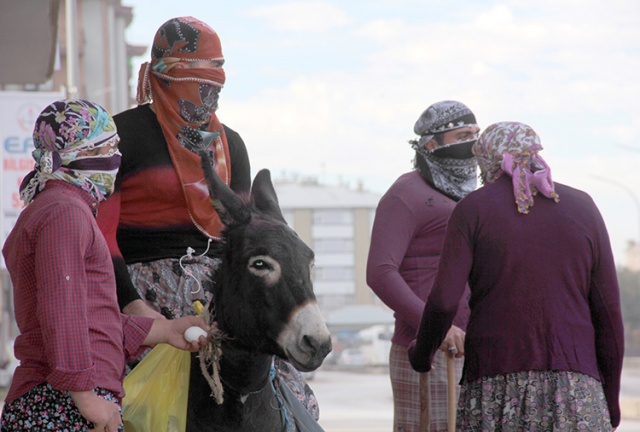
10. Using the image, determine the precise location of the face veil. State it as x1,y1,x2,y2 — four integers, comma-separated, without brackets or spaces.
410,100,479,201
136,16,231,239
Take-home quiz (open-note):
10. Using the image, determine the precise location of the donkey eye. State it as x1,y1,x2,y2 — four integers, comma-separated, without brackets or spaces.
248,255,276,273
251,259,270,270
248,255,281,285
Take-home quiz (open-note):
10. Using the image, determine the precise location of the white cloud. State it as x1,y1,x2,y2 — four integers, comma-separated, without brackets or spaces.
245,1,350,32
122,0,640,265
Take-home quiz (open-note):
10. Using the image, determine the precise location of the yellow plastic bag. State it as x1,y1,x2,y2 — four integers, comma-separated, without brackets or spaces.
122,344,191,432
123,302,205,431
122,343,191,432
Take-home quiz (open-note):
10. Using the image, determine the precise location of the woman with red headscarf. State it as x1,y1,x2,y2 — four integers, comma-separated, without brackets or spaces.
97,16,318,419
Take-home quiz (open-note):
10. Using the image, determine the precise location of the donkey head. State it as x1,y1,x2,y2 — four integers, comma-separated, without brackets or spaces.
200,152,332,371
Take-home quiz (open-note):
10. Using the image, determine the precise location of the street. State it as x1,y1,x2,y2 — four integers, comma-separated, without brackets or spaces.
312,362,640,432
313,367,392,432
0,360,639,431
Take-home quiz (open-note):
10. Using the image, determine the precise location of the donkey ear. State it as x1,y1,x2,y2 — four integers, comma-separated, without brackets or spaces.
199,151,251,227
252,169,286,223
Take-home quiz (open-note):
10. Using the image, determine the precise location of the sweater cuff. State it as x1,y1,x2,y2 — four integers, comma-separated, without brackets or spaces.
121,315,154,362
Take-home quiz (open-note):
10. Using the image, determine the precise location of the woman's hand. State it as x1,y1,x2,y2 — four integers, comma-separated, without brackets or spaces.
70,390,121,432
144,316,211,351
439,325,465,358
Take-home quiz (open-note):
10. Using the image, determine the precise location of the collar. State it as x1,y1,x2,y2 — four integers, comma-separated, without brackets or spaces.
42,180,100,216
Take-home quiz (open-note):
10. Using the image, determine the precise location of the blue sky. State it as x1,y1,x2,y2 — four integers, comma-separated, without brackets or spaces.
122,0,640,264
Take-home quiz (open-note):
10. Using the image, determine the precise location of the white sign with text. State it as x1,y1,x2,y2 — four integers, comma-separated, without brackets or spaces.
1,91,64,268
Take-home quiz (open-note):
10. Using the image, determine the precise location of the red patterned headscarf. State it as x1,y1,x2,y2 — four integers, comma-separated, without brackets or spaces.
137,16,230,238
473,122,559,214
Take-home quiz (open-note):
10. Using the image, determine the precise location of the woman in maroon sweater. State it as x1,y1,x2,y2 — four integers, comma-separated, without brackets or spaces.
409,121,624,430
367,100,478,431
2,99,209,432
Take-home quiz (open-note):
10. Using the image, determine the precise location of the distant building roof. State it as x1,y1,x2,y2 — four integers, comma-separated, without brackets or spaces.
273,179,381,209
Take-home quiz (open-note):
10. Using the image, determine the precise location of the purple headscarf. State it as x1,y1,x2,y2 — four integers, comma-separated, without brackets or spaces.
19,99,121,205
472,121,559,214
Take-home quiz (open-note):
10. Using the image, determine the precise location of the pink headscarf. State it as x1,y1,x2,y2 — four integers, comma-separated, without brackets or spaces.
472,121,559,214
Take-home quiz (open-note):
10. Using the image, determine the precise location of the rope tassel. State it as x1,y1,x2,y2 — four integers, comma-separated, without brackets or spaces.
195,301,229,404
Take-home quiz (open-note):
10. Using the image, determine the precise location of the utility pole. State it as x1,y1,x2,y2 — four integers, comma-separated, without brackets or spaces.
65,0,79,99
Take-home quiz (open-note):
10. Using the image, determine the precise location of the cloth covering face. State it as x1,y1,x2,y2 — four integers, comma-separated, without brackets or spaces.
410,100,479,201
416,153,478,201
19,99,121,205
137,16,231,239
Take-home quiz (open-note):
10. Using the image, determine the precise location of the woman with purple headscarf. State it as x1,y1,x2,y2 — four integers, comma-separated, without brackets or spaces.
409,121,624,430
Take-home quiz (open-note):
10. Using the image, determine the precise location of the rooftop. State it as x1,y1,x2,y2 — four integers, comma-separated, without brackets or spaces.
273,179,382,209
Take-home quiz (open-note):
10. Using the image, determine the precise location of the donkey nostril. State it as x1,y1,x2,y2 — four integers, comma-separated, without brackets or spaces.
320,339,332,357
301,335,332,357
302,335,315,351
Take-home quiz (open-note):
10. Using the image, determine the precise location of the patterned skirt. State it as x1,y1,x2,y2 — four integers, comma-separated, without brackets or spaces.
457,370,612,431
127,256,320,420
1,384,122,431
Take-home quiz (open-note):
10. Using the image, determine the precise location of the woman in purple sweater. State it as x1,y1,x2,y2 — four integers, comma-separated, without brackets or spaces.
367,100,478,431
409,121,624,431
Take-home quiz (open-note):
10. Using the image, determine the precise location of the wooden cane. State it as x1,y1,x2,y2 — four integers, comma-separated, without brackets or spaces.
446,348,457,432
419,372,430,431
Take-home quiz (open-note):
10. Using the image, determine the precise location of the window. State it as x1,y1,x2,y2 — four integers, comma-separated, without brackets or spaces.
313,210,352,225
313,238,354,253
314,266,354,281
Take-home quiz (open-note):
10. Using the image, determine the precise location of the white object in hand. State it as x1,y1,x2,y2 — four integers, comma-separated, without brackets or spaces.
184,326,208,343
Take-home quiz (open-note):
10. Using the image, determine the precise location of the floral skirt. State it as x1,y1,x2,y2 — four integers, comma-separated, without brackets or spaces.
1,384,122,431
457,370,612,431
127,256,320,421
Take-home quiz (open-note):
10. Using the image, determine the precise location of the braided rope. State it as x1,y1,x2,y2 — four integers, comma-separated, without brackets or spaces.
196,302,230,404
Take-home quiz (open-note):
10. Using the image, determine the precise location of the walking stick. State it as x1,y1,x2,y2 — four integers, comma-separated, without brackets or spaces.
446,348,457,432
419,372,430,431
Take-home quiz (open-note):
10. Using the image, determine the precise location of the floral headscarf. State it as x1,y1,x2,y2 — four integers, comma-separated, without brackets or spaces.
473,121,559,214
137,16,230,239
19,99,121,205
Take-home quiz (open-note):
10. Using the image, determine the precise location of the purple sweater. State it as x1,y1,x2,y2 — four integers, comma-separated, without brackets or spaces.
409,175,625,427
366,170,471,347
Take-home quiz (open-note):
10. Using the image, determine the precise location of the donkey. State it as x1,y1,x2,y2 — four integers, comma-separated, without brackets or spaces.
185,152,332,431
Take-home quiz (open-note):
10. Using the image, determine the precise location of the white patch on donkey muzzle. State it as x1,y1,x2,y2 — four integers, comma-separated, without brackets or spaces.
277,302,332,372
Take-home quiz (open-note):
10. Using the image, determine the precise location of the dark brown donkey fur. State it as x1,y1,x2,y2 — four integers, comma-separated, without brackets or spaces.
185,152,332,431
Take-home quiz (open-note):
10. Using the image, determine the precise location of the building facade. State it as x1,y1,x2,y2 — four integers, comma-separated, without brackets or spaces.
1,0,144,115
273,178,384,315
